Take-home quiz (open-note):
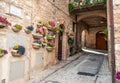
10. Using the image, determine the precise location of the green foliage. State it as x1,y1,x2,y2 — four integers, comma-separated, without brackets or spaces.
26,26,34,31
53,27,62,32
68,38,74,45
82,0,90,5
68,3,74,13
0,48,2,54
68,0,106,12
14,24,22,30
103,29,108,35
47,43,54,48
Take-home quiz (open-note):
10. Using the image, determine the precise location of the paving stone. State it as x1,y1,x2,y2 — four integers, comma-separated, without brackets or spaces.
77,54,104,76
29,49,111,83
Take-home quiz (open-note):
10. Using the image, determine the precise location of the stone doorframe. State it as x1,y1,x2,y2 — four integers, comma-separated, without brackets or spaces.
55,24,67,62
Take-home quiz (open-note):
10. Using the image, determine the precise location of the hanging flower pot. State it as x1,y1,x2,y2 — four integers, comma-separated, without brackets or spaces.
0,16,11,28
11,44,25,57
11,50,22,57
24,29,31,34
0,22,6,28
56,30,59,33
32,43,41,49
46,43,54,52
46,47,54,52
12,24,22,32
0,48,8,57
69,33,74,38
32,39,42,49
32,32,43,39
53,26,62,34
24,25,34,34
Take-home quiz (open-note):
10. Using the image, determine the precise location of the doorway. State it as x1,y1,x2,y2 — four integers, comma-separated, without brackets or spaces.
58,25,63,61
96,32,107,50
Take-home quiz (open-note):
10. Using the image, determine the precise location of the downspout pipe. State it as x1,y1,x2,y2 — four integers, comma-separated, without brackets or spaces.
107,0,116,83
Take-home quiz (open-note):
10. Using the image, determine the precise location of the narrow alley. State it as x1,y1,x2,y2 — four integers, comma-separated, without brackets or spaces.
29,49,111,83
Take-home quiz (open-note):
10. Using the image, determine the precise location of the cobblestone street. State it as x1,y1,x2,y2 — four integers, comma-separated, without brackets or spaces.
29,49,112,83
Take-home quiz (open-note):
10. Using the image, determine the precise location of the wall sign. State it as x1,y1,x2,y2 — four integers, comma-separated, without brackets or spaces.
9,5,22,17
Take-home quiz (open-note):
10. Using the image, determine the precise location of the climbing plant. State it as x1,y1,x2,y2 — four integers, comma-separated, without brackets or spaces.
68,3,74,13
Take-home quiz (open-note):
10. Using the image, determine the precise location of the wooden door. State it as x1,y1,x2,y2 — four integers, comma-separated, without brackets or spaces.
96,32,107,50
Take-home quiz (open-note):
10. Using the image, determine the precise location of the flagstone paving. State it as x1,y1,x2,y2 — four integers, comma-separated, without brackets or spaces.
29,49,112,83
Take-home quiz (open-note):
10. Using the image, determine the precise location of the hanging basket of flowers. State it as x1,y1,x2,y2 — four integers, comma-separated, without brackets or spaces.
0,16,11,28
12,24,22,32
32,32,43,39
46,43,54,52
53,26,62,33
49,21,56,27
32,39,42,49
69,33,74,38
0,48,8,57
25,25,34,34
11,44,25,57
38,20,44,26
47,34,55,40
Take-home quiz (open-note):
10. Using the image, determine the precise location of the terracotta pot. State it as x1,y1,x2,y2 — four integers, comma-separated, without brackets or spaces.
11,50,22,57
56,30,59,33
47,27,53,31
0,54,4,57
24,29,31,34
32,33,43,39
0,22,6,28
12,27,21,32
46,47,53,52
32,43,41,49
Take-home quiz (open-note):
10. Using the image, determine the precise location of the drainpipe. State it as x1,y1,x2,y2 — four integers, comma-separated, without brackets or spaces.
107,0,116,83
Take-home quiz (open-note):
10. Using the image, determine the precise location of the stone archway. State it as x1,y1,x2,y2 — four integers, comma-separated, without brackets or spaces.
77,10,107,22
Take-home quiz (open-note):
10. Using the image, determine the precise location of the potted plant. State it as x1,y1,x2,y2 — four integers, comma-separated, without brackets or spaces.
38,20,44,26
32,39,42,49
0,16,11,28
25,25,34,34
12,24,22,32
32,25,43,39
0,48,8,57
11,44,25,57
46,43,54,52
43,22,51,28
53,26,62,33
46,33,55,40
69,33,74,38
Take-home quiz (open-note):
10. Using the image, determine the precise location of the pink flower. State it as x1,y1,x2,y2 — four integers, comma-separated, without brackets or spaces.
49,21,56,27
116,72,120,80
0,16,11,26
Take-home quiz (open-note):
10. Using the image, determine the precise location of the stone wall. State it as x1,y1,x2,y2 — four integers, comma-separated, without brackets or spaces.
113,1,120,71
0,0,72,83
86,27,105,48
